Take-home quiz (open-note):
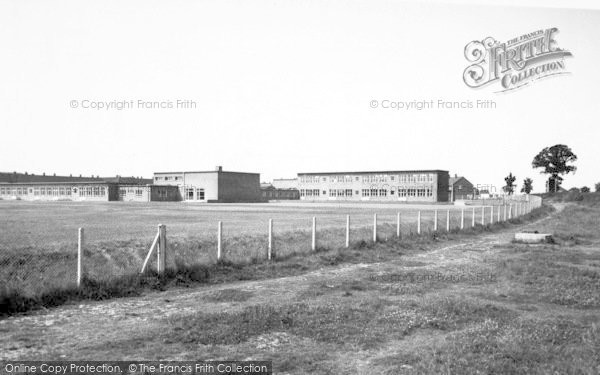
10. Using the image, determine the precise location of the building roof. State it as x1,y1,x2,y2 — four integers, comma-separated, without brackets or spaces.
449,176,472,186
154,170,259,175
298,169,448,176
0,172,151,185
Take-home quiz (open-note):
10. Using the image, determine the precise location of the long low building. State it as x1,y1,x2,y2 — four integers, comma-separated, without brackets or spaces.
0,172,179,202
297,170,450,202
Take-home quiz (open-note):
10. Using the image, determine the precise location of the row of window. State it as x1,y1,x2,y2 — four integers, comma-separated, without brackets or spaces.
119,188,144,197
155,176,181,181
299,173,436,184
185,188,205,200
398,188,433,197
0,187,29,195
300,187,434,197
77,187,107,197
0,186,108,197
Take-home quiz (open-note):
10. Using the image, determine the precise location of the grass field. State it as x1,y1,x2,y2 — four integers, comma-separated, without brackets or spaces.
0,199,529,314
1,194,598,373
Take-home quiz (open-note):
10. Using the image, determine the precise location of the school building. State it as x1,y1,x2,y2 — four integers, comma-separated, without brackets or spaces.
297,170,450,202
153,166,262,203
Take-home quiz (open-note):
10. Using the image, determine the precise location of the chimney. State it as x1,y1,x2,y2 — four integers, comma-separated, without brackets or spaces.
216,166,222,172
79,174,82,178
43,172,46,176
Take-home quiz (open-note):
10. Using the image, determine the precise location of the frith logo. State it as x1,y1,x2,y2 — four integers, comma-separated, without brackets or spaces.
463,28,573,92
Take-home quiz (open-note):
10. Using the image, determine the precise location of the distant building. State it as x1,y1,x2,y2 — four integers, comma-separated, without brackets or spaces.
449,176,474,201
0,172,178,202
261,182,300,201
153,166,261,203
272,178,298,190
297,170,449,202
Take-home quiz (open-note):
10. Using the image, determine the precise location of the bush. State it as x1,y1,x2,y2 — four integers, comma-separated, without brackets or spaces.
595,182,600,192
581,186,590,193
563,190,584,202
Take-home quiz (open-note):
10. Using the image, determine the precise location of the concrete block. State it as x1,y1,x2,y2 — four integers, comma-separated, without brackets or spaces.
514,232,554,243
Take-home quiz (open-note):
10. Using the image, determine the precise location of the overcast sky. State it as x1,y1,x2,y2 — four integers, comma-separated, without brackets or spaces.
1,0,599,192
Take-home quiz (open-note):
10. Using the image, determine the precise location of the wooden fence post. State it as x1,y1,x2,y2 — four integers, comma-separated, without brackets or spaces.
446,209,450,231
503,205,507,221
490,206,494,224
217,221,222,261
460,208,464,230
77,228,84,288
509,205,512,219
434,210,438,231
481,206,485,225
268,219,273,260
472,207,475,227
345,215,350,248
373,213,378,242
157,224,166,275
417,211,421,234
396,212,401,238
311,216,316,251
497,205,500,222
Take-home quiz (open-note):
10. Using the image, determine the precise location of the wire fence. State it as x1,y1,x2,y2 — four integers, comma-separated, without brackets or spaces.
0,196,542,298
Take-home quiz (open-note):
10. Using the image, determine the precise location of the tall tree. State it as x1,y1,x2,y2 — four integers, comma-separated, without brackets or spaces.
532,144,577,192
521,178,533,194
503,173,516,195
596,182,600,192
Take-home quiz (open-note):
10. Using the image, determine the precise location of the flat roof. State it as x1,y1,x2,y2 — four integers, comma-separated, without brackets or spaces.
298,170,448,175
154,170,259,175
0,181,112,186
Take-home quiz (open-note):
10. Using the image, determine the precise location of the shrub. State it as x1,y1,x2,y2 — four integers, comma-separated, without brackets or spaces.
564,190,584,202
581,186,590,193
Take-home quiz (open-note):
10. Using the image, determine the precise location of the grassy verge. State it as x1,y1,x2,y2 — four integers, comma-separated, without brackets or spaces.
1,204,554,317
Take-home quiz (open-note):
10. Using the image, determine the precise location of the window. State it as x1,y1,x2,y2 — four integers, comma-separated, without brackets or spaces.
135,189,143,197
362,189,370,197
197,188,205,200
379,189,387,197
322,190,327,195
300,189,305,197
186,188,194,200
345,189,352,197
329,189,337,197
313,189,320,197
